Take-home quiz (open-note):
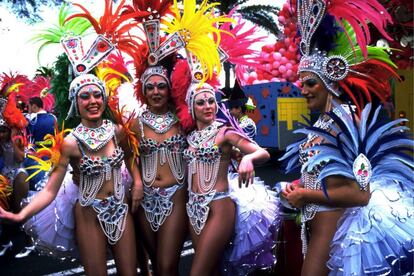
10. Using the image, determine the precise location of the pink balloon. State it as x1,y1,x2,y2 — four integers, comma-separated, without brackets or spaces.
284,38,291,46
250,71,258,79
272,52,282,61
286,63,293,70
285,69,293,78
260,51,268,59
272,61,280,68
265,64,272,72
278,16,286,24
271,69,279,76
279,65,287,74
288,45,297,52
279,48,286,55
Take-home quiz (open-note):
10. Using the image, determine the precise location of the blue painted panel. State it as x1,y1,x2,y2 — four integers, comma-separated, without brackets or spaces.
243,82,303,149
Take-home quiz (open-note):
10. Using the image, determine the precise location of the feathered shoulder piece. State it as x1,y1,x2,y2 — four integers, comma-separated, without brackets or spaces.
25,123,72,182
301,102,413,191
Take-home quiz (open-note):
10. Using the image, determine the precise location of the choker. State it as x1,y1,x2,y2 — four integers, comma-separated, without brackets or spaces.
187,121,222,148
73,119,115,151
141,110,177,134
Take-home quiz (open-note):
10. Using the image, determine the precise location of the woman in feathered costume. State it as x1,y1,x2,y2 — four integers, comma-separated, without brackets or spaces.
0,1,148,274
121,0,196,274
280,0,414,275
0,75,29,256
159,1,282,275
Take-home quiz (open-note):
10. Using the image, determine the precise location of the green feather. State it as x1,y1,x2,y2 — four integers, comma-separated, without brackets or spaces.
29,3,92,64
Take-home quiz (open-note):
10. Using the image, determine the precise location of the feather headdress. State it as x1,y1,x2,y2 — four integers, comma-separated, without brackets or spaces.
65,0,150,65
296,0,397,111
163,0,233,83
217,9,267,85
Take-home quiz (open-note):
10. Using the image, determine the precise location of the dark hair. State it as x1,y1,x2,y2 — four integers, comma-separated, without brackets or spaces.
29,97,43,108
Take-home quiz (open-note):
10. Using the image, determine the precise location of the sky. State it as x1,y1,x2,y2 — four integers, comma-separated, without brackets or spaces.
0,0,284,77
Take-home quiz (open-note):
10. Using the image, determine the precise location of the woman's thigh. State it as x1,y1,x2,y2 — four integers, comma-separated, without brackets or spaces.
301,210,344,276
190,198,236,276
111,212,137,276
156,188,188,273
75,203,108,276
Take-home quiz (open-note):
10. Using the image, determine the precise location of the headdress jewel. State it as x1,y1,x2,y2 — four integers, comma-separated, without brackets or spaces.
61,35,114,119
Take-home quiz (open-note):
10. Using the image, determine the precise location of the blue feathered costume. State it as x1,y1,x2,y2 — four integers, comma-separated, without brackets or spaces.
282,102,414,275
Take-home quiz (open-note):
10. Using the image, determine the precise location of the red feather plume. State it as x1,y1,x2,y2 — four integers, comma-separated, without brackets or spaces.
170,59,194,133
339,59,399,112
3,93,28,130
123,0,173,21
65,0,150,65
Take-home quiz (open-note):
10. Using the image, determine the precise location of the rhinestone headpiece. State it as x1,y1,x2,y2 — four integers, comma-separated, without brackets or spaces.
298,50,350,97
186,83,216,119
141,65,171,94
61,35,114,119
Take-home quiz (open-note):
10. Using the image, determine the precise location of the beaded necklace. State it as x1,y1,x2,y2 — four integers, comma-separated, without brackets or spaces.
187,121,222,148
72,119,114,152
141,110,177,134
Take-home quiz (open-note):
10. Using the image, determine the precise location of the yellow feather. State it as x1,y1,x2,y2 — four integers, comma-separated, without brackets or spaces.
163,0,233,82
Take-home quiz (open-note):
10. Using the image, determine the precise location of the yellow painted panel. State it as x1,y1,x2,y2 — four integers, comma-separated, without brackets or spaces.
277,98,309,130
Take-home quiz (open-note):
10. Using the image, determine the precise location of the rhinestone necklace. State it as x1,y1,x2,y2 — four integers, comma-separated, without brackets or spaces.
187,121,222,148
72,119,115,152
141,110,177,134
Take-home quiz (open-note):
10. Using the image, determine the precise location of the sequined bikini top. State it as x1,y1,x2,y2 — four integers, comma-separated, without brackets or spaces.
299,104,355,174
73,133,124,177
183,122,223,164
139,134,187,155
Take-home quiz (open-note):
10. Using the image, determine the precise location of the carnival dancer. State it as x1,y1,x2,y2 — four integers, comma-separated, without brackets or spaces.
279,0,413,275
112,1,195,274
184,80,281,275
0,77,29,257
0,32,143,275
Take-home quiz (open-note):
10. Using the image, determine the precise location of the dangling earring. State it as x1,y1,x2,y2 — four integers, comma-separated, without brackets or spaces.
325,93,333,112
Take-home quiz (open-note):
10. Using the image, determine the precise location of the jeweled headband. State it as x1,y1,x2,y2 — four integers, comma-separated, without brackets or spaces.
186,83,217,119
140,65,171,95
67,74,107,119
298,50,349,97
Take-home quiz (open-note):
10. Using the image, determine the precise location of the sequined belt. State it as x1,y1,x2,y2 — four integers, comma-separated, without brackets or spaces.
141,183,184,231
186,190,230,235
92,195,128,245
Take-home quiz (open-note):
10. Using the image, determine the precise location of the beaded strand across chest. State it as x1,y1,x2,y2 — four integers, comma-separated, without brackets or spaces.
185,122,222,193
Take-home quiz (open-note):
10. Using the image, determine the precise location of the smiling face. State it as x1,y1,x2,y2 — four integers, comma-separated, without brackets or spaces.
300,72,330,112
144,75,170,114
193,91,217,128
77,84,105,123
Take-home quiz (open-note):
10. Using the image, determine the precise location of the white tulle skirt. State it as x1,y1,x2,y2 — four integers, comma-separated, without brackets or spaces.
222,173,281,275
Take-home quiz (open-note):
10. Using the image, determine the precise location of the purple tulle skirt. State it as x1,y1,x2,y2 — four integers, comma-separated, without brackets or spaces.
222,173,281,275
327,180,414,276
